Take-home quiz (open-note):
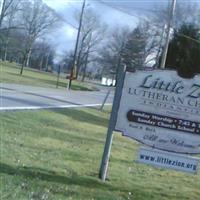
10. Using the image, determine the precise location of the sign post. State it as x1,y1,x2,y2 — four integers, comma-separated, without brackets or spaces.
100,67,200,180
99,65,126,181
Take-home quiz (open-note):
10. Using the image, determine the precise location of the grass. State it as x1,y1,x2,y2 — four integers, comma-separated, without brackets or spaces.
0,61,97,91
0,108,200,200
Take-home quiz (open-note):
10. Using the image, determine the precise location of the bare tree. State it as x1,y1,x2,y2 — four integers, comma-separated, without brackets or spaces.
0,0,21,60
19,0,59,75
123,21,160,69
0,0,15,28
0,29,25,62
1,0,20,60
97,20,159,79
75,8,107,80
61,50,74,74
97,26,130,80
30,40,55,70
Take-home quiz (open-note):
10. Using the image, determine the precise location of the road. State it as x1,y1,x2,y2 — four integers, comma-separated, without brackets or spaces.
0,83,114,111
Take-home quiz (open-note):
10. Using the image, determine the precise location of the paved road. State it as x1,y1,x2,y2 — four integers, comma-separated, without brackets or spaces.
0,83,114,111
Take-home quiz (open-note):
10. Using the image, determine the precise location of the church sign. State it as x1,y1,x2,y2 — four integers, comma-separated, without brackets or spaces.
115,70,200,154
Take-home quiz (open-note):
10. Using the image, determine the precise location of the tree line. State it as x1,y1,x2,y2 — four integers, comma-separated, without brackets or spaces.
1,0,200,80
0,0,59,74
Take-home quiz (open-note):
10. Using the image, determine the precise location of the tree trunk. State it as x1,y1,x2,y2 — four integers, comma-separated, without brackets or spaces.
75,46,83,79
25,48,32,67
4,46,7,61
81,52,89,82
20,62,25,75
3,39,9,61
20,54,26,75
45,52,49,71
39,56,44,70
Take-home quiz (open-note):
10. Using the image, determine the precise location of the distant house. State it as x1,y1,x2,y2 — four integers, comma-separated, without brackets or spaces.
101,70,116,86
101,76,116,86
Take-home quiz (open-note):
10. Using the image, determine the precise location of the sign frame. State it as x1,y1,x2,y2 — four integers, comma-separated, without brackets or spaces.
115,69,200,154
138,147,200,174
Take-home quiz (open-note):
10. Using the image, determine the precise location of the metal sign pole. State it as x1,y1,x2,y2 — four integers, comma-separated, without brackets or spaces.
99,65,126,181
100,89,111,111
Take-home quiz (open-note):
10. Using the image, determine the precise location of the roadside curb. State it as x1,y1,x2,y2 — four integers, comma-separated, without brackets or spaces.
0,103,112,112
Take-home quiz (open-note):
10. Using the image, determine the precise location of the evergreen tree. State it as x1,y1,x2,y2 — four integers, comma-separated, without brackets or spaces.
166,23,200,78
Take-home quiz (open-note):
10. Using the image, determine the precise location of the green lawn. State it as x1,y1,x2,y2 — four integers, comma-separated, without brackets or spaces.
0,61,97,91
0,108,200,200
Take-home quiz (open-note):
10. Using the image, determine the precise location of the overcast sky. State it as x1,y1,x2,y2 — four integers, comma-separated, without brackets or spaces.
43,0,199,61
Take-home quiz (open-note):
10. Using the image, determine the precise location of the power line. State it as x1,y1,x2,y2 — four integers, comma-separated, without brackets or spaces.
98,0,165,30
54,12,78,29
45,1,78,29
98,0,156,13
49,0,200,46
60,17,78,29
98,0,200,44
98,0,144,20
175,32,200,44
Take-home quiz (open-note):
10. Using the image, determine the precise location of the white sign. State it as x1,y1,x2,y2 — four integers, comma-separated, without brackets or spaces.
138,147,199,174
115,70,200,153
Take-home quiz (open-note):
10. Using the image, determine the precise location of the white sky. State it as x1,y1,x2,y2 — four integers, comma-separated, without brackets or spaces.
44,0,146,60
43,0,199,61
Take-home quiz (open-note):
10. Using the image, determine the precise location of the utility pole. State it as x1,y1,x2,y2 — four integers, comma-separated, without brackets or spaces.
0,0,3,14
68,0,86,90
0,0,5,28
160,0,176,69
154,24,166,69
